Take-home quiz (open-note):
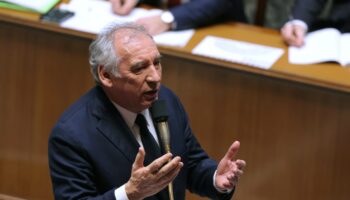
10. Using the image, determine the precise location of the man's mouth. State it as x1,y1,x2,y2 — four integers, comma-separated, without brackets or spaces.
144,89,158,100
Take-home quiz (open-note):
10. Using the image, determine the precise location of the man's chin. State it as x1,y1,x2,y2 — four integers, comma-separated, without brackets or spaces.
140,97,156,109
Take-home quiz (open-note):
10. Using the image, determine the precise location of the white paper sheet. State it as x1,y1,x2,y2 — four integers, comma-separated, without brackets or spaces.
154,29,194,47
289,28,350,67
59,0,193,47
192,36,284,69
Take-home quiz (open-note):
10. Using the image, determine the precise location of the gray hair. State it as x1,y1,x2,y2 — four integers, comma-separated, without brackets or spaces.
89,22,153,84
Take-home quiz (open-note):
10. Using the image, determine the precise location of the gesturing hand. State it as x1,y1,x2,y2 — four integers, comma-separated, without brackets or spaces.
215,141,246,191
125,148,183,200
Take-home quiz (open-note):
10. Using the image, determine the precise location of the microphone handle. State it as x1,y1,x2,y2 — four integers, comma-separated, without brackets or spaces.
157,121,171,153
156,121,174,200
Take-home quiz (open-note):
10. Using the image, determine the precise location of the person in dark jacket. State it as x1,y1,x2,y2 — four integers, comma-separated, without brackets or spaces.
110,0,247,35
281,0,350,47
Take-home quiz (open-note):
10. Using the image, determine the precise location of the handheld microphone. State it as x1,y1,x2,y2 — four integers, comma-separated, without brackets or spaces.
151,100,174,200
151,100,171,154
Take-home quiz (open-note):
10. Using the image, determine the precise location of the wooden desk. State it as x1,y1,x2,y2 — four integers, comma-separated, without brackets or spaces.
1,10,350,200
0,194,26,200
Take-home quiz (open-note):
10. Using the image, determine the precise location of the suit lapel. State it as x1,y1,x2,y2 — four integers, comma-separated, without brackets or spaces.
92,86,140,163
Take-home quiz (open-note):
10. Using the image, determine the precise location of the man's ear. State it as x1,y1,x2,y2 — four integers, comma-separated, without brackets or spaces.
98,65,113,87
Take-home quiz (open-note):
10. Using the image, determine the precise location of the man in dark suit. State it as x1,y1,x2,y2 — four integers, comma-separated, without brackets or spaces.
110,0,247,35
281,0,350,47
48,23,246,200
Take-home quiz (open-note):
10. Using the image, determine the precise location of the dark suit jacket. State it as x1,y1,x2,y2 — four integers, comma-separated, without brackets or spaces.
140,0,247,30
49,85,233,200
292,0,350,32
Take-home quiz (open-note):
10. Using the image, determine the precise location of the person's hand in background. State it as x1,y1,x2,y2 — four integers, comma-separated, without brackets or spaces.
136,15,172,35
281,22,307,47
110,0,138,15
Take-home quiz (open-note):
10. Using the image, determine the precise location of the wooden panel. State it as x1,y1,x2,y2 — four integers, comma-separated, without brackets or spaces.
0,21,93,199
162,55,350,200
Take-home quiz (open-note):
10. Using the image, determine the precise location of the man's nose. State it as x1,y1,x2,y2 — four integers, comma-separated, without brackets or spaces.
146,65,161,82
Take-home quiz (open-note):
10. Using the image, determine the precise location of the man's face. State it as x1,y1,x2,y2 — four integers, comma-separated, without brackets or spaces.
106,31,162,113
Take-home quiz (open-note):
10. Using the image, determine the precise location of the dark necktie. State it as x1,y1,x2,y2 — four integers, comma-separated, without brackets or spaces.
135,114,161,165
135,114,169,200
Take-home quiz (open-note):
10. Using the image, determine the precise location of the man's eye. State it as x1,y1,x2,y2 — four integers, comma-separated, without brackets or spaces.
132,67,144,74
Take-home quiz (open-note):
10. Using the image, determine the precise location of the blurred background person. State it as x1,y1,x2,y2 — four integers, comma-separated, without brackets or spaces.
281,0,350,47
110,0,247,35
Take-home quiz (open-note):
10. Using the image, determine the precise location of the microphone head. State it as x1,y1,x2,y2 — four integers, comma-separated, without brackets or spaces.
151,100,168,122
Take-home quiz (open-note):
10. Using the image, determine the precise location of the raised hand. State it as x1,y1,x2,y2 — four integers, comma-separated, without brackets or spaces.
125,147,183,200
215,141,246,191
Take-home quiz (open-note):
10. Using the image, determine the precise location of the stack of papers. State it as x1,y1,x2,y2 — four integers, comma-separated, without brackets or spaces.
192,36,284,69
0,0,59,14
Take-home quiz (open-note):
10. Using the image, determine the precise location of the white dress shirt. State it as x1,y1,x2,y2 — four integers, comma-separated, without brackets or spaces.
111,102,159,200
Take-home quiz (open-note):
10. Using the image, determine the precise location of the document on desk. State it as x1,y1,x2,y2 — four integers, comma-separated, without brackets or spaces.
289,28,350,67
192,36,284,69
59,0,194,48
154,29,194,47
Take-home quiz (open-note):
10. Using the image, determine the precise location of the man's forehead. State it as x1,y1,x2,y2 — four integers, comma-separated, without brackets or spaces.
113,33,159,65
114,29,151,44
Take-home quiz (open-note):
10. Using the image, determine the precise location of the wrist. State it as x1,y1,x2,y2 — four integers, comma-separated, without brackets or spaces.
125,181,141,200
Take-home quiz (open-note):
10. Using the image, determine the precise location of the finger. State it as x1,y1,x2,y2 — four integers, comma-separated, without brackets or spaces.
233,169,244,178
157,160,183,185
293,26,306,47
147,153,173,174
281,24,294,45
157,156,182,177
166,161,183,182
225,173,239,186
117,0,137,15
111,0,123,14
132,147,145,170
120,0,136,15
236,159,246,170
224,141,240,161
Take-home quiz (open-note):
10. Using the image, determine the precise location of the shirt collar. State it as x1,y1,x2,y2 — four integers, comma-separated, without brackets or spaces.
111,101,151,129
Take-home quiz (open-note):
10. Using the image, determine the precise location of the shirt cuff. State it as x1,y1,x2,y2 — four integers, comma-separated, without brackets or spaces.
213,170,233,194
114,184,129,200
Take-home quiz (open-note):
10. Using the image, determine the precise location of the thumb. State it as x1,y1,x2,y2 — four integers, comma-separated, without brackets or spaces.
132,147,145,171
224,141,240,161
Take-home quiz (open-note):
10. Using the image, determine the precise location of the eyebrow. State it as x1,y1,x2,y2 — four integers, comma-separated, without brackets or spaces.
131,54,162,67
